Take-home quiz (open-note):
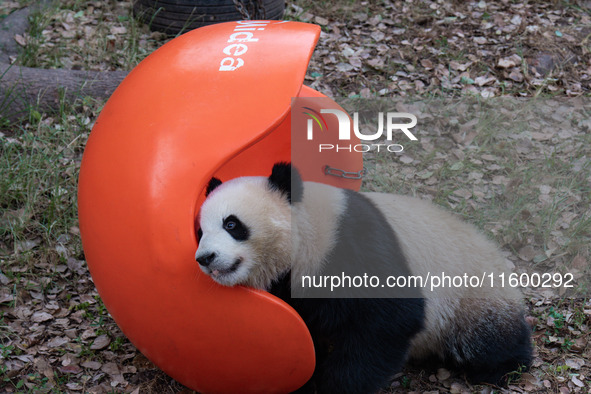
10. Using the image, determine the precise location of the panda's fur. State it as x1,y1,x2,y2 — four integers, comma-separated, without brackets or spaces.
195,163,532,393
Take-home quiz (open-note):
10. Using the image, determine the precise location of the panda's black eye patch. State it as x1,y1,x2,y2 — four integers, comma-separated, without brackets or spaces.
197,228,203,242
223,215,249,241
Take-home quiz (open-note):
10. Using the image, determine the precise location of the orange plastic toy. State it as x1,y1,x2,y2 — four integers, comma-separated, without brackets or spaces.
78,21,362,393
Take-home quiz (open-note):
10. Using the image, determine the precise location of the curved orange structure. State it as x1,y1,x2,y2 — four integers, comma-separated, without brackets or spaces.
78,21,362,393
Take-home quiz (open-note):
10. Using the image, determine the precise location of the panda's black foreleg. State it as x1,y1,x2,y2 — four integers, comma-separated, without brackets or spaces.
309,332,410,393
291,298,425,394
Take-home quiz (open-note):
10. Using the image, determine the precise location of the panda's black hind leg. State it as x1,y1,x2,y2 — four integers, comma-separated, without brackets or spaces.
450,315,533,385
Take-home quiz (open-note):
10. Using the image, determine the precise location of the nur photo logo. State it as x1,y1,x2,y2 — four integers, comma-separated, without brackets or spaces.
303,107,418,153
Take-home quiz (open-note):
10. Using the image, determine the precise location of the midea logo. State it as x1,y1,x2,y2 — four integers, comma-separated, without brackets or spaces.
304,109,418,153
219,21,270,72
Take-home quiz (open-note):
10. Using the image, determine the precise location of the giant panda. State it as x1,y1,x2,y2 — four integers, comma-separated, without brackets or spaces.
195,162,532,393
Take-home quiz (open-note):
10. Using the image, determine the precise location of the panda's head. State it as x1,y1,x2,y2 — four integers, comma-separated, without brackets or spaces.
195,163,303,289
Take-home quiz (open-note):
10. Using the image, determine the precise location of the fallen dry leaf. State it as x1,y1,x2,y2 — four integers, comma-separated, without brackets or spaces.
498,54,522,68
90,334,111,350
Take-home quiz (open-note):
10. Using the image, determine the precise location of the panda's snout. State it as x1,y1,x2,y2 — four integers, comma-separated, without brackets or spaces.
196,252,216,267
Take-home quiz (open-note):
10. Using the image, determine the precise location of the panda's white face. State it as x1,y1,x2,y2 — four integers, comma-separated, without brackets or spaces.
195,177,292,290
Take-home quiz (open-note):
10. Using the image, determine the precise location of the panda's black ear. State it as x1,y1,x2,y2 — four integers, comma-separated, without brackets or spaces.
290,165,303,204
268,162,303,204
205,177,222,196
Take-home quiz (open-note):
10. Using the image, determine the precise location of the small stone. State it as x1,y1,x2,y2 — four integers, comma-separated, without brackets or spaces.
437,367,451,381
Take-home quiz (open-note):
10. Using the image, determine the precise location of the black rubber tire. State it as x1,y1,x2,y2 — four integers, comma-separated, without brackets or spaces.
133,0,285,35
